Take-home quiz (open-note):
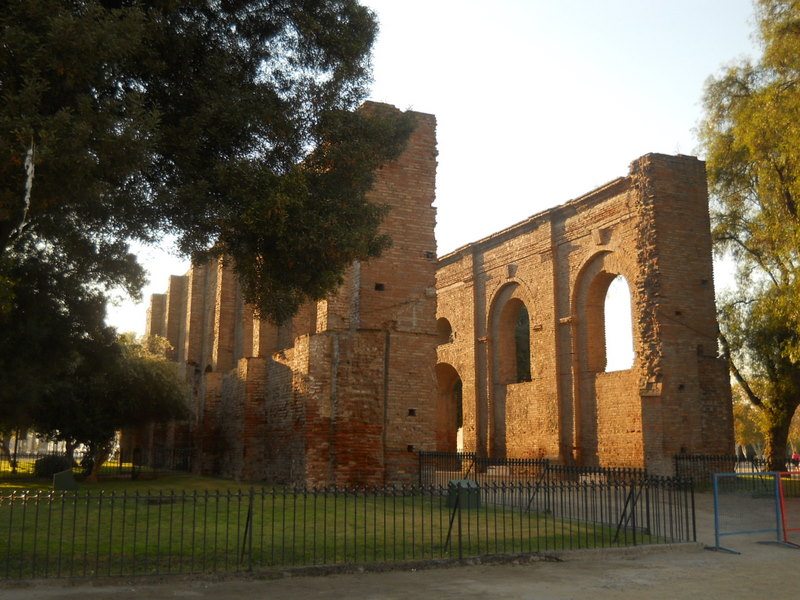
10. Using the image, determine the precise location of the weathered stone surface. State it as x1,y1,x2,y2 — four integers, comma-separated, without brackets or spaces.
436,153,733,474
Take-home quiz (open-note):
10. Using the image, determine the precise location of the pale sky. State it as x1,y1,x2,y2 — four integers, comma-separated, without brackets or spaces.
106,0,758,335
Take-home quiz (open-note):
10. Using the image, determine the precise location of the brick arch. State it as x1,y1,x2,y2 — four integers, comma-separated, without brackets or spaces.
435,362,463,452
487,282,536,457
489,282,536,383
571,250,639,467
572,251,636,374
436,317,453,345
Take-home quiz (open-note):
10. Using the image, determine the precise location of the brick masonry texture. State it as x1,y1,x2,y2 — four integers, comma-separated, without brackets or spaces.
131,105,733,484
436,153,733,474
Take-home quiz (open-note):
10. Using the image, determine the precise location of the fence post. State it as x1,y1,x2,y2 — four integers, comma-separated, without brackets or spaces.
240,487,254,570
689,478,696,542
457,485,463,561
631,480,638,546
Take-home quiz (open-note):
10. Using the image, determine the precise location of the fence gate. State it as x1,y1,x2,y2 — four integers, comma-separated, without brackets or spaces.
778,472,800,548
709,472,797,553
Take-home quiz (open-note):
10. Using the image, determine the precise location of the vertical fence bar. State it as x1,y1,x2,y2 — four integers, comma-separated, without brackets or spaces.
301,487,308,567
28,492,39,578
320,488,326,566
93,491,102,576
456,484,463,560
44,492,53,578
118,490,128,575
332,487,339,564
311,487,318,566
106,491,114,576
189,491,197,573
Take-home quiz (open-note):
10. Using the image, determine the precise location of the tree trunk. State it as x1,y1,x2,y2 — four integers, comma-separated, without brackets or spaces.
763,419,791,472
0,139,35,254
64,440,77,467
0,437,16,472
86,439,115,483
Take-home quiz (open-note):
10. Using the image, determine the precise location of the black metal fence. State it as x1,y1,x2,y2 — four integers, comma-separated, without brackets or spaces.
419,452,646,487
0,477,694,580
0,448,192,480
673,454,800,485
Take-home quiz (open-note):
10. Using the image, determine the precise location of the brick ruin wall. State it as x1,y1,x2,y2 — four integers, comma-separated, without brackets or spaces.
131,106,734,483
132,106,439,486
435,153,734,475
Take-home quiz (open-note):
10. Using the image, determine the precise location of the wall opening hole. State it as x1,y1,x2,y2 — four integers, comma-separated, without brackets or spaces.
374,283,385,291
436,318,453,344
514,305,531,382
408,408,417,417
604,275,634,371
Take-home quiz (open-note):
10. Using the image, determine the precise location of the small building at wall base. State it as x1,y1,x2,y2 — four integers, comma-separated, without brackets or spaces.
126,105,734,484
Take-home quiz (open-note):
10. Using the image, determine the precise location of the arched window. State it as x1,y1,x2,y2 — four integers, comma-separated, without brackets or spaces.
515,305,532,382
496,296,532,383
453,379,463,430
435,363,463,452
436,317,454,345
604,275,634,371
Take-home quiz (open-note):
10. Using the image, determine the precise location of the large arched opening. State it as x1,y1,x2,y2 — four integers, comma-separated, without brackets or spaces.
572,251,639,467
604,275,634,372
488,283,534,457
434,363,463,452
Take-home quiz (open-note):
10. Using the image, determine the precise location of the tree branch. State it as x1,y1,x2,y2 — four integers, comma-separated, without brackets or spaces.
715,233,781,287
719,333,763,407
3,139,36,252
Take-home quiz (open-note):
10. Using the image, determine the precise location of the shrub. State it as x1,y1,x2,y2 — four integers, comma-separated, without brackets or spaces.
33,455,73,478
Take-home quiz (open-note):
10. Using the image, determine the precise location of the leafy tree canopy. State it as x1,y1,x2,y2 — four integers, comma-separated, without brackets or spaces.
733,384,800,455
700,0,800,470
33,332,189,481
0,0,414,322
0,250,113,427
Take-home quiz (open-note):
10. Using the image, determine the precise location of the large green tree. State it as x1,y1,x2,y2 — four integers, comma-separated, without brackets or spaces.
1,1,412,441
1,0,413,322
700,0,800,471
0,250,114,432
34,333,189,482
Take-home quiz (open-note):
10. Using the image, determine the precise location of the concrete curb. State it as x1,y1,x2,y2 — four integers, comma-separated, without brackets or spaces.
0,541,705,591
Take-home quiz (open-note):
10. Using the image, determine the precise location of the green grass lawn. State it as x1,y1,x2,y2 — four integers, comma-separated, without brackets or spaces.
1,479,657,579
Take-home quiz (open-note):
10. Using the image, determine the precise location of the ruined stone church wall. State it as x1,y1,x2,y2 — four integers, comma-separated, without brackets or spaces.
138,106,440,486
629,154,733,474
290,109,439,487
566,180,643,469
436,154,733,475
136,109,732,482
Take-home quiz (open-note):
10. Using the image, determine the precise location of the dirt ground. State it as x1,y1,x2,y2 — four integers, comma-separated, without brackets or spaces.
2,491,798,600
